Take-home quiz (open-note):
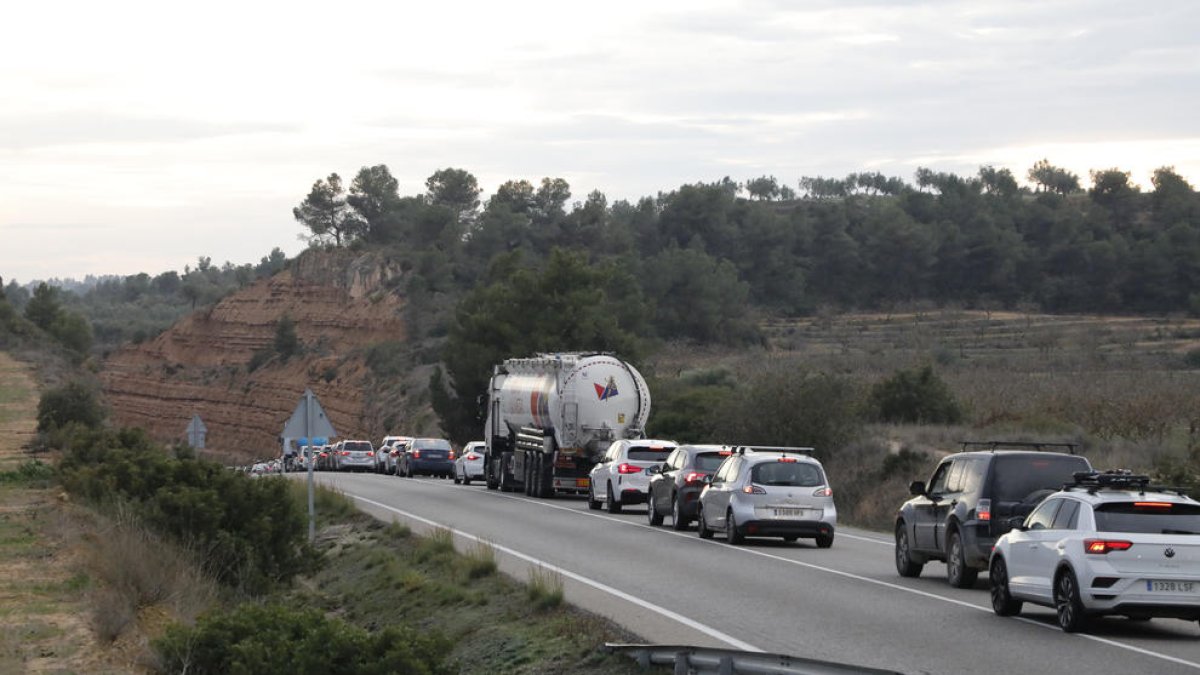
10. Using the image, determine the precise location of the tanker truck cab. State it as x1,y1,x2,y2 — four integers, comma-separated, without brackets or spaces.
588,439,678,513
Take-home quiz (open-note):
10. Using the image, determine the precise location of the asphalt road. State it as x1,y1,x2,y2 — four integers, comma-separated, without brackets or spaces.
308,471,1200,674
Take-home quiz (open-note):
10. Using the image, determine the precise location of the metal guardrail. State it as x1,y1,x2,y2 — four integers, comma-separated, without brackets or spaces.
605,644,904,675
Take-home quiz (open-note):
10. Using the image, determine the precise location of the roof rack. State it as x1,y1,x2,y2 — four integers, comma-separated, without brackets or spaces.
959,440,1078,455
732,446,815,456
1062,470,1190,497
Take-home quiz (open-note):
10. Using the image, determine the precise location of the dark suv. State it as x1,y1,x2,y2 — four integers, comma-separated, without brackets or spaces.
894,442,1091,588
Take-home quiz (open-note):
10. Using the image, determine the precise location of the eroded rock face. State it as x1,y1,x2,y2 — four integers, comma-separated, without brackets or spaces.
101,250,406,462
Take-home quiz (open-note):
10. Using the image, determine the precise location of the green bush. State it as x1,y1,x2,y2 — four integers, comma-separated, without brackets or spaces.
154,603,451,675
59,427,310,592
36,381,105,432
869,365,963,425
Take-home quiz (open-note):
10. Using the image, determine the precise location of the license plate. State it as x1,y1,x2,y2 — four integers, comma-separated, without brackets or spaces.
576,478,590,488
773,508,805,518
1147,580,1196,593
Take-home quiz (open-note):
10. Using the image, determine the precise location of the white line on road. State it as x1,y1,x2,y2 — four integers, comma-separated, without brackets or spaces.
347,493,765,654
334,478,1200,671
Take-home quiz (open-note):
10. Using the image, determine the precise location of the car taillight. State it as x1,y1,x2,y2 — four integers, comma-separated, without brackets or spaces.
340,451,350,456
777,457,798,463
449,451,456,460
390,450,398,456
1084,539,1133,554
412,449,421,459
367,451,374,457
976,498,991,522
812,487,832,497
617,463,642,474
684,471,706,484
1133,502,1173,509
742,485,767,494
466,453,480,461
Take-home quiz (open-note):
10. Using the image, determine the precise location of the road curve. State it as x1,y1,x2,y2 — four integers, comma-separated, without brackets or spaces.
308,472,1200,674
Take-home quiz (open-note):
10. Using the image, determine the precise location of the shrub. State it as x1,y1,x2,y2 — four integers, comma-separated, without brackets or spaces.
1184,348,1200,369
869,365,963,425
36,381,104,432
153,603,450,675
0,460,54,487
526,566,563,611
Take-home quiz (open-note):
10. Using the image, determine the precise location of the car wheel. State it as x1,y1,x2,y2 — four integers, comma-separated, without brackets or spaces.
989,557,1023,616
587,483,601,510
1055,568,1089,633
606,484,623,514
946,529,978,588
726,509,744,545
697,508,713,539
815,532,834,549
894,524,924,578
462,476,471,486
647,496,664,526
453,470,462,485
671,495,688,531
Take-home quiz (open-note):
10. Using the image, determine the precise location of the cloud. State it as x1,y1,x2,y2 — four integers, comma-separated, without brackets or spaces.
0,113,294,151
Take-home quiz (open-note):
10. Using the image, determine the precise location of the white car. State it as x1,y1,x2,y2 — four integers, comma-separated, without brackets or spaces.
376,435,411,474
454,441,486,485
990,471,1200,632
696,447,836,548
587,439,677,513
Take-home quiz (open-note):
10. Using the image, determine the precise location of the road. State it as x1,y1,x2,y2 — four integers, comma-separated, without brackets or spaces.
309,471,1200,674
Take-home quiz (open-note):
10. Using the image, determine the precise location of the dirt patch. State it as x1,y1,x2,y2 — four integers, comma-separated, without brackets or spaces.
0,353,38,469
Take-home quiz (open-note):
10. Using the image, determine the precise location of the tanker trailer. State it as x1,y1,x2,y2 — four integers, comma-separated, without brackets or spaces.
484,353,651,497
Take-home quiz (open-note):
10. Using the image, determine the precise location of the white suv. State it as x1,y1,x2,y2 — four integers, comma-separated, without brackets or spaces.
990,470,1200,632
588,439,677,513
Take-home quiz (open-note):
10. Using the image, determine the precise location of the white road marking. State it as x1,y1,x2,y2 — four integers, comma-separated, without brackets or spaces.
348,493,764,654
337,477,1200,671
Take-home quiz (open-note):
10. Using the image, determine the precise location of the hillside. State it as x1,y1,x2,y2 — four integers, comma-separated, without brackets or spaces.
100,249,430,462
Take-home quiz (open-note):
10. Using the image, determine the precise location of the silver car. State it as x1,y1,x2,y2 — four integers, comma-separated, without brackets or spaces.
697,447,837,548
335,440,376,472
454,441,486,485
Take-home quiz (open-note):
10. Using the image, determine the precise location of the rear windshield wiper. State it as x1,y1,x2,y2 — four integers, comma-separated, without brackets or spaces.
1162,529,1200,535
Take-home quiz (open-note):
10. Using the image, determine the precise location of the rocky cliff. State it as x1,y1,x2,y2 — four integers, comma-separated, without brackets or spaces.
100,249,421,462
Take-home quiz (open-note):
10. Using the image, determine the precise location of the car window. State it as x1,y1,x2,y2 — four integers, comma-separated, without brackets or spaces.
750,461,824,487
606,444,620,462
928,462,952,495
713,458,735,483
1025,498,1062,531
345,441,373,451
989,455,1091,501
958,458,985,494
945,461,965,493
1052,500,1080,530
629,448,673,461
1094,502,1200,534
664,449,680,468
694,453,726,471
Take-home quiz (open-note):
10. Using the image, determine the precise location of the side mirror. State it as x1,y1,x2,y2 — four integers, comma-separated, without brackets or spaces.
645,465,660,475
703,475,714,485
909,481,926,496
1005,516,1026,532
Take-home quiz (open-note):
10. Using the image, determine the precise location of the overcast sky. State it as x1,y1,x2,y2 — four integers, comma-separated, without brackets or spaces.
2,0,1198,283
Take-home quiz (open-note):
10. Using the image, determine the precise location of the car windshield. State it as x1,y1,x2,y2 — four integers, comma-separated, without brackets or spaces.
990,455,1090,501
629,448,673,461
344,441,372,451
694,453,727,471
1094,502,1200,534
751,461,824,487
417,439,452,450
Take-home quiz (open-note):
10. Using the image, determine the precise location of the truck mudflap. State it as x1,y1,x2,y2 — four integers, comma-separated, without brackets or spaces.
554,476,591,494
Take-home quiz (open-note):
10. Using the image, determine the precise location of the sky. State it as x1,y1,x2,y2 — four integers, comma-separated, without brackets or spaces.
2,0,1198,283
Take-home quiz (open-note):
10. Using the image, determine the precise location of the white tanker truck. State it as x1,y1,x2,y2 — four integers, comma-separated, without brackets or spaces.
484,353,651,497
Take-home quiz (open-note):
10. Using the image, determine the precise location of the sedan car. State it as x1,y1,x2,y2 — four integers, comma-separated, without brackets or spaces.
399,438,455,478
587,439,677,513
990,470,1200,632
646,445,731,530
697,447,836,548
334,440,376,472
454,441,486,485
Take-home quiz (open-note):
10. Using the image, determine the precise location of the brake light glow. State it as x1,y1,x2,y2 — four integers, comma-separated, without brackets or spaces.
777,457,798,463
1133,502,1173,509
412,449,421,459
1084,539,1133,554
449,451,456,460
743,485,767,494
340,451,350,456
718,451,732,456
684,471,706,484
812,487,832,497
367,451,374,457
976,498,991,522
617,463,642,474
466,453,481,461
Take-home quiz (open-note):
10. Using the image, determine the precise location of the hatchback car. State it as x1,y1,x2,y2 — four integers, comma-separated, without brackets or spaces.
399,438,455,478
335,440,376,472
587,439,677,513
990,471,1200,632
454,441,486,485
646,445,731,530
696,447,836,547
376,435,411,474
896,442,1093,588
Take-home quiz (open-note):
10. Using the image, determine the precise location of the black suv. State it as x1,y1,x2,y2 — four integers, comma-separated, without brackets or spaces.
894,442,1092,588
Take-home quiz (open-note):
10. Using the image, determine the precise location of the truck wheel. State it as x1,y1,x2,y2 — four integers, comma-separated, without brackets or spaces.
499,455,515,492
587,484,601,510
606,484,623,514
485,462,499,490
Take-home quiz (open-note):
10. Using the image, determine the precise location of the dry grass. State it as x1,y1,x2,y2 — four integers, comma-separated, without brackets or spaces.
526,566,564,611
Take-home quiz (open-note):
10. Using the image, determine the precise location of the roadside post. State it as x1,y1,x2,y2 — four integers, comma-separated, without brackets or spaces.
282,389,337,543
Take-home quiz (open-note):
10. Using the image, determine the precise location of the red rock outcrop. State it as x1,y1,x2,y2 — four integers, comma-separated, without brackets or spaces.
100,249,408,462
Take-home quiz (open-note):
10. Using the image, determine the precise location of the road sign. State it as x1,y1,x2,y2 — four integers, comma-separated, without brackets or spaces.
185,414,207,449
282,389,337,440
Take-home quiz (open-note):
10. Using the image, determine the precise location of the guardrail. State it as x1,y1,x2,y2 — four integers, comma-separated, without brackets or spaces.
605,643,904,675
